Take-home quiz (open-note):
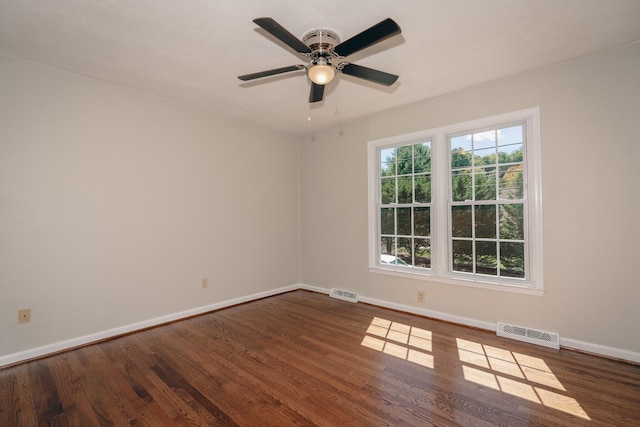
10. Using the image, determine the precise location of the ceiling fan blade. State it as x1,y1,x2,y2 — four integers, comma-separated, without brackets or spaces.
238,65,305,81
253,17,312,54
309,83,325,103
333,18,401,57
339,63,398,86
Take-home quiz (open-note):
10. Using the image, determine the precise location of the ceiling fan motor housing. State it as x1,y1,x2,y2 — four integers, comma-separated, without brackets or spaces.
302,29,341,65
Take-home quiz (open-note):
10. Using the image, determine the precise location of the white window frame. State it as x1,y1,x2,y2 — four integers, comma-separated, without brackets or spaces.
367,108,544,295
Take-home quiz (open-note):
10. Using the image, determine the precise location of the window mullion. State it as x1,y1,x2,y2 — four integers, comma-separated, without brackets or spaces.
433,132,449,276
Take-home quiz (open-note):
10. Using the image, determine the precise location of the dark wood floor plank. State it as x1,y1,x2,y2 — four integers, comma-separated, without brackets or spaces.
142,359,213,426
150,357,237,426
13,367,39,426
1,290,640,426
98,338,209,426
74,345,156,426
46,353,104,427
0,370,20,427
142,329,262,425
28,360,65,424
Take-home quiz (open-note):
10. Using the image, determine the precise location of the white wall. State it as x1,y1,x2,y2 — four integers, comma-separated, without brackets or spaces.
0,53,300,359
2,41,639,364
300,42,640,356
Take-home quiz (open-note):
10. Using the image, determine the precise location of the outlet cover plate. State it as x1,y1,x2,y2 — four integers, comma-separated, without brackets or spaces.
19,308,31,324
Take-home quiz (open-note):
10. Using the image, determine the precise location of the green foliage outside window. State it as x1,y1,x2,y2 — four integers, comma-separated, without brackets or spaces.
379,142,432,269
449,125,526,278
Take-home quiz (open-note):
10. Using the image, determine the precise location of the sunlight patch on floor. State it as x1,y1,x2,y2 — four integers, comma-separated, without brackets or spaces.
361,317,434,368
457,338,590,420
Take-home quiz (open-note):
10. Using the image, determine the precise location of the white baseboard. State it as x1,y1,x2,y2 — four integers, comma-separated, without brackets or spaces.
300,284,640,363
358,294,496,331
559,338,640,363
299,283,331,295
0,284,299,367
3,283,639,366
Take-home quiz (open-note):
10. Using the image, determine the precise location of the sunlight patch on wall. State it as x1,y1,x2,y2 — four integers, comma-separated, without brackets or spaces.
457,338,590,420
361,317,434,369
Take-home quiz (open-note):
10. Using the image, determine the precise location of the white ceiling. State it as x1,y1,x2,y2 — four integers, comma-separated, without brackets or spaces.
1,0,639,135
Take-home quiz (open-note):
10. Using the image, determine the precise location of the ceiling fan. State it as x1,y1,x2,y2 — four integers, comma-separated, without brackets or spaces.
238,17,402,103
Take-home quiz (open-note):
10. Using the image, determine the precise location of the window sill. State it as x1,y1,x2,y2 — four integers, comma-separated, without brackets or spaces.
368,266,545,296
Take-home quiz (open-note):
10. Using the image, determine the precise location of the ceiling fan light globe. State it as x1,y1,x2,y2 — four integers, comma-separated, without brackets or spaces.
308,65,335,85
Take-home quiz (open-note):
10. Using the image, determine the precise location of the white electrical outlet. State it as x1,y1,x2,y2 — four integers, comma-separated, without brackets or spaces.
201,277,208,288
417,290,425,303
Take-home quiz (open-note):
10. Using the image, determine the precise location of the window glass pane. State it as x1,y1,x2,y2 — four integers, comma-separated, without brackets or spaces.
499,204,524,240
397,145,413,174
381,177,396,204
500,242,525,278
380,208,395,235
397,176,413,203
451,134,472,152
452,205,472,237
414,207,430,236
473,130,496,150
451,147,472,169
397,207,411,236
381,147,396,163
498,144,523,164
380,147,396,176
499,165,523,199
398,160,413,175
474,167,496,200
381,160,395,176
476,241,497,276
452,240,473,273
475,205,497,239
498,125,523,146
414,142,431,173
415,238,431,269
415,174,431,203
473,147,496,166
380,236,396,258
451,169,472,201
397,237,413,266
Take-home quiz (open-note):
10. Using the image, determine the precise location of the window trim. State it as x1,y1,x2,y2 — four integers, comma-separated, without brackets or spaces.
367,108,544,295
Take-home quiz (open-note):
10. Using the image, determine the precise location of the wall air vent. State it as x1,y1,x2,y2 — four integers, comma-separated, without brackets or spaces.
329,288,359,303
497,321,560,349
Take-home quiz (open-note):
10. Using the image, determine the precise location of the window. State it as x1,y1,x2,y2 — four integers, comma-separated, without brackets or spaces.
449,125,525,279
368,108,543,295
379,141,432,269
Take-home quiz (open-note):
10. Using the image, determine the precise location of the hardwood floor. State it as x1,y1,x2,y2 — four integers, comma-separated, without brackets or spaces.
1,290,639,426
